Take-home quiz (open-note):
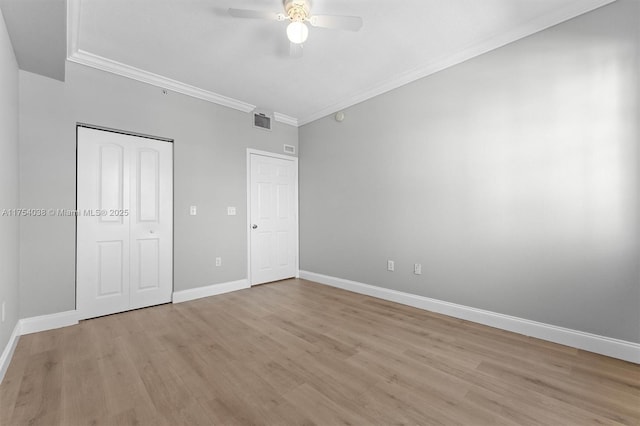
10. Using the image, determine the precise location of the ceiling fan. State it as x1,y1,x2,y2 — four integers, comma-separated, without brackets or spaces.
228,0,363,56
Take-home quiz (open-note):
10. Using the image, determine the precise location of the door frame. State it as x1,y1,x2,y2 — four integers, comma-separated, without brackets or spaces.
75,123,175,316
246,148,299,286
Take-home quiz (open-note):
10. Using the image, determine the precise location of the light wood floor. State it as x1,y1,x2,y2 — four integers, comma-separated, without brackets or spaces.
1,279,638,425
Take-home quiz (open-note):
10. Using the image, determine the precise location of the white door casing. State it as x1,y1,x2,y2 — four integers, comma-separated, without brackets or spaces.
248,150,298,285
77,127,173,320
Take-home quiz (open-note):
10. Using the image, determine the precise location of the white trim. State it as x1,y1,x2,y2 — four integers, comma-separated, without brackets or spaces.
299,270,640,364
65,8,299,126
19,310,79,336
172,279,249,303
1,278,249,382
68,50,256,113
66,0,81,58
65,0,613,128
296,0,617,125
0,322,21,384
273,112,299,127
2,310,82,383
247,148,298,162
67,49,300,126
246,149,299,286
246,150,252,285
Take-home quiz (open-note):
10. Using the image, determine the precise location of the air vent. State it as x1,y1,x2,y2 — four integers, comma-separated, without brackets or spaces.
253,112,272,131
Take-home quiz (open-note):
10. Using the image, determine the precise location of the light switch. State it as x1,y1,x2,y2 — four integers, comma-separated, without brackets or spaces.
190,205,197,216
227,206,236,216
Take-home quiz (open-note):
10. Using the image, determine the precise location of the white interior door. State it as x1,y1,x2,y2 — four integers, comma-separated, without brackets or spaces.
77,127,173,320
249,151,298,285
129,139,173,310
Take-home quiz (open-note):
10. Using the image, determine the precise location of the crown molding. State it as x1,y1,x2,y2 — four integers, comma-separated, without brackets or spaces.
66,0,298,126
66,0,81,59
67,49,299,125
66,0,614,128
68,49,257,113
297,0,617,126
274,112,299,127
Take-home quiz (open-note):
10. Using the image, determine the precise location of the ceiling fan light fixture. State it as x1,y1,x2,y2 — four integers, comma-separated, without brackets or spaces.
287,21,309,44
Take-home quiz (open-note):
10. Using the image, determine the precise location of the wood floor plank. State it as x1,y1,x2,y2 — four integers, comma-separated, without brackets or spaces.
1,278,638,425
60,356,110,425
282,383,371,426
0,335,31,425
476,360,639,425
11,349,63,426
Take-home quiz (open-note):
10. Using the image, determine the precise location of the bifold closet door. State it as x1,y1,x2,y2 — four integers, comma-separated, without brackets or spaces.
77,127,173,320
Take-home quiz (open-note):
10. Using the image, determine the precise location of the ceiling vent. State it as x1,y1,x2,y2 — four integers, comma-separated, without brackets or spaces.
253,110,272,131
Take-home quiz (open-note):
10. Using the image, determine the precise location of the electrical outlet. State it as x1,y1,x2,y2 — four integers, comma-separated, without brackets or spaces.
190,205,197,216
414,263,422,275
387,260,395,272
227,206,236,216
215,257,222,267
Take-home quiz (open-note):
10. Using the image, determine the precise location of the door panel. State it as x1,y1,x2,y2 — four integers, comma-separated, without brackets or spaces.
129,140,173,310
97,241,124,297
137,149,159,222
99,144,124,223
257,232,272,270
136,238,160,290
276,231,288,266
77,127,172,319
276,184,289,218
250,153,297,285
78,130,131,319
258,182,272,219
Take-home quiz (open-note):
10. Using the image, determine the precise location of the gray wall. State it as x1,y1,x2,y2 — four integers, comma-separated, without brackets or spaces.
299,0,639,343
19,62,297,318
0,9,20,351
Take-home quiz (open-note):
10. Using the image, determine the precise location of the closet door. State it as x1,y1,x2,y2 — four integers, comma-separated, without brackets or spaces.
129,138,173,310
77,127,173,320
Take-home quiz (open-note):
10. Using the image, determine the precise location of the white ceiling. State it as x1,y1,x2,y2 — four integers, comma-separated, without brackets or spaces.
0,0,66,81
68,0,614,126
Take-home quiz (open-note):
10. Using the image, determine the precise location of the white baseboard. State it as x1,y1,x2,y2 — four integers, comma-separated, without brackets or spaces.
1,310,79,384
0,322,21,383
172,279,249,304
19,310,79,335
1,280,250,384
1,280,250,383
299,270,640,364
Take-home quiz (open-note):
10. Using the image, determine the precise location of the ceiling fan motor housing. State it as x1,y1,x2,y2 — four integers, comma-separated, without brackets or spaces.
284,0,310,22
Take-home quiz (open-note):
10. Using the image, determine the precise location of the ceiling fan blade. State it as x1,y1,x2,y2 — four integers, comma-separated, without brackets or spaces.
228,8,284,21
308,15,363,31
289,42,303,59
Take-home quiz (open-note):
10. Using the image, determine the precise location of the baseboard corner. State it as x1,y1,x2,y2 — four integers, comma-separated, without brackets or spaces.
0,322,21,384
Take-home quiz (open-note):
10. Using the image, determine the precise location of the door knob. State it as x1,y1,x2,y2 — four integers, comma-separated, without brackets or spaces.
252,224,258,229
